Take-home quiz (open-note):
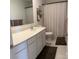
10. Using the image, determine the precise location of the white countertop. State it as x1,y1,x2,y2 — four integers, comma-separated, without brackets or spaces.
12,27,46,46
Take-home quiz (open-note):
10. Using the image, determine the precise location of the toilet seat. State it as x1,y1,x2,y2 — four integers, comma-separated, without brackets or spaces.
45,32,53,35
45,32,53,43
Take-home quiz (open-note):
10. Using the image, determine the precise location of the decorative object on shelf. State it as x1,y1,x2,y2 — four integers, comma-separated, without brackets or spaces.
37,6,43,22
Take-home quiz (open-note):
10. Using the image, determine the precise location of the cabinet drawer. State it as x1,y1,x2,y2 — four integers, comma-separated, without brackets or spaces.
15,49,28,59
27,36,36,45
13,42,27,53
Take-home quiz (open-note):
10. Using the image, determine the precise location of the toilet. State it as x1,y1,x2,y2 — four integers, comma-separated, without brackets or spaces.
45,32,53,41
45,32,53,45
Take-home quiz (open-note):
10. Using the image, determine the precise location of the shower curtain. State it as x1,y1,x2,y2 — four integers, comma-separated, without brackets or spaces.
43,2,67,37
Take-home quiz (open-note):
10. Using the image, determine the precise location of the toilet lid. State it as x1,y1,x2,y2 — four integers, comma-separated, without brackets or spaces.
45,32,53,35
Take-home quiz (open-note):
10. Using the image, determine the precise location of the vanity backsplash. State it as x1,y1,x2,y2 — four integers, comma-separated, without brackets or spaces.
10,20,23,26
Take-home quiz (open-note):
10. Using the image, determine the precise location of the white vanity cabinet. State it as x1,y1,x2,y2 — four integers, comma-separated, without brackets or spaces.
36,31,44,56
27,36,37,59
11,28,46,59
15,48,28,59
11,41,29,59
27,30,46,59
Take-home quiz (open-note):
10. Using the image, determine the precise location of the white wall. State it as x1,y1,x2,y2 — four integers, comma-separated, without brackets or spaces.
33,0,42,24
44,2,67,37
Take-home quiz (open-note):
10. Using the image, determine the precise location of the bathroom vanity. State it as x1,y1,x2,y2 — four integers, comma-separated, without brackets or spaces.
10,0,46,59
11,27,46,59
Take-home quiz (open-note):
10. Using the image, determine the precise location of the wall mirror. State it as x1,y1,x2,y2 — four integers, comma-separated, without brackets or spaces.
10,0,33,26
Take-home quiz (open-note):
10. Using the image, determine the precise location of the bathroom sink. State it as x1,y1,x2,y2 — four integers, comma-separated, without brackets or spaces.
12,26,46,46
33,27,40,30
30,26,42,31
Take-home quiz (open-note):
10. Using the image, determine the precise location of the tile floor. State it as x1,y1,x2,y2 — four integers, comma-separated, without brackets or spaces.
46,37,68,59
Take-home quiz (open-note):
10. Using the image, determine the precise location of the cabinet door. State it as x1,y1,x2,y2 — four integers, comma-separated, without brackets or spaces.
35,31,46,56
36,37,42,56
42,31,46,48
13,42,27,53
28,41,37,59
15,48,28,59
10,48,15,59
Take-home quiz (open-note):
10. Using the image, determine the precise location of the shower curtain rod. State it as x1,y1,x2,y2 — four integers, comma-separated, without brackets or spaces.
42,1,67,5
